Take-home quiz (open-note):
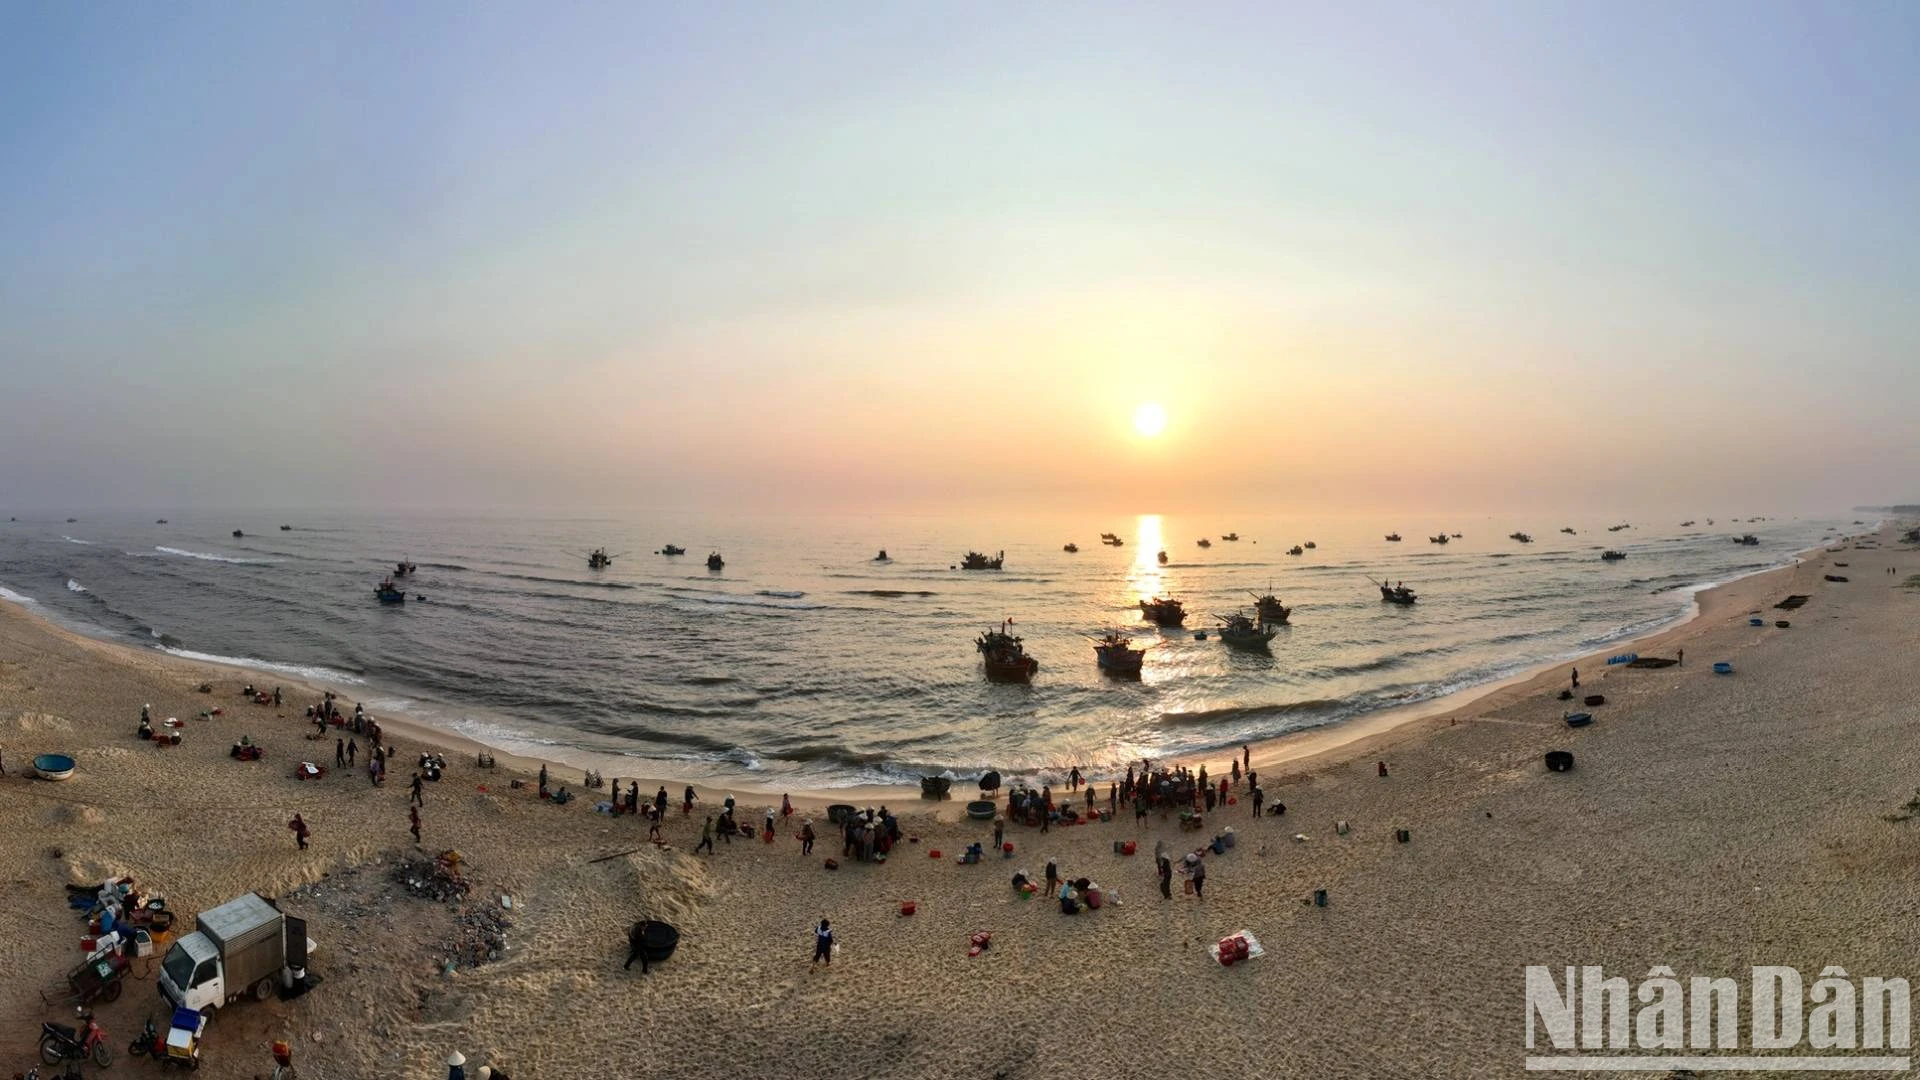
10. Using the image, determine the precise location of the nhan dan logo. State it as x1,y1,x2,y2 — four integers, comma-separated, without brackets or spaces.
1526,965,1912,1071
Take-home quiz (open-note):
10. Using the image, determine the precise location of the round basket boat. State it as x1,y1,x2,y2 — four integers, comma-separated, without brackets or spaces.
33,753,77,781
629,920,680,964
826,803,857,825
966,800,997,820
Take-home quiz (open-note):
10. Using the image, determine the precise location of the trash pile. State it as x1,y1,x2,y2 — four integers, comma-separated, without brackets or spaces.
392,850,471,902
441,904,513,969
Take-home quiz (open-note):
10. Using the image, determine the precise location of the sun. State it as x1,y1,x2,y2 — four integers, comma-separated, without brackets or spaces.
1133,401,1167,438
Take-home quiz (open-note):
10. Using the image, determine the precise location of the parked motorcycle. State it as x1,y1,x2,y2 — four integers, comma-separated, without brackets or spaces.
40,1008,113,1068
129,1012,161,1057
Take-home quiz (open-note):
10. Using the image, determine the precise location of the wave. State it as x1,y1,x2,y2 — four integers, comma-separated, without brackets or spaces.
1157,699,1347,728
61,536,95,545
0,583,38,606
498,572,637,590
153,646,366,685
66,579,86,593
155,546,274,564
756,589,806,599
422,563,468,571
844,589,938,598
684,593,823,611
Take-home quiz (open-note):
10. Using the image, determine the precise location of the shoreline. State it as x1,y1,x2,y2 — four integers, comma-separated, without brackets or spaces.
0,532,1852,811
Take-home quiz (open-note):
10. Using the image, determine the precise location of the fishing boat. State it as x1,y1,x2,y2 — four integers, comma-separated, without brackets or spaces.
1196,538,1211,548
232,529,244,538
1215,612,1277,651
1304,540,1317,549
1680,520,1695,527
707,552,725,570
1607,524,1631,532
873,549,890,562
1733,534,1759,546
1250,591,1291,625
1286,545,1304,556
1384,533,1402,542
1156,550,1169,565
1601,550,1626,561
279,524,290,531
1063,542,1079,553
394,558,416,576
374,578,406,604
66,517,77,523
589,548,616,569
1092,631,1146,678
156,519,168,524
959,550,1005,570
658,545,686,556
1559,527,1576,535
1098,532,1119,543
1428,534,1448,544
1510,532,1533,543
1377,580,1418,605
1221,533,1240,541
1138,597,1187,627
1449,533,1461,539
976,623,1038,683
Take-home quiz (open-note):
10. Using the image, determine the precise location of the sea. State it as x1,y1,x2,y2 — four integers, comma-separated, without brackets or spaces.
0,510,1865,789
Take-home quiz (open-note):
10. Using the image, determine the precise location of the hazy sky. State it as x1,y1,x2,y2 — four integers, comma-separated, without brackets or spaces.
3,2,1916,514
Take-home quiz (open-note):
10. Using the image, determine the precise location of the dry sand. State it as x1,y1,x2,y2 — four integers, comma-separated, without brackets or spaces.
2,526,1917,1078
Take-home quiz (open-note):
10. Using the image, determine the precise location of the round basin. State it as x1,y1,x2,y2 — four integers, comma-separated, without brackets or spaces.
966,800,997,820
34,753,76,781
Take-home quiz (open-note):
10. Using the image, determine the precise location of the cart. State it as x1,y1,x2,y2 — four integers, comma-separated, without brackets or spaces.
41,951,129,1007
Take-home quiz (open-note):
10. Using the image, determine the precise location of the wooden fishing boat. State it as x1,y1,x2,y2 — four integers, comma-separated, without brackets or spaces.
1196,538,1211,548
1286,545,1304,556
1157,550,1169,565
375,578,406,604
1138,597,1186,626
1510,532,1533,543
658,545,686,556
1215,612,1277,651
1250,592,1291,625
959,550,1004,570
1092,631,1146,678
706,552,725,570
977,623,1038,683
1428,534,1448,544
1384,533,1401,542
589,548,617,569
1601,550,1626,561
1063,543,1079,553
1378,582,1417,605
1221,533,1240,541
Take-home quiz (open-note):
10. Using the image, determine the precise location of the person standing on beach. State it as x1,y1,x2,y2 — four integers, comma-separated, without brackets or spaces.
410,771,425,807
781,793,793,819
335,738,345,767
648,808,664,844
1231,759,1241,787
993,817,1004,852
289,814,310,850
1068,766,1081,791
1045,858,1060,896
1157,853,1173,900
654,786,669,819
696,815,715,855
538,764,549,799
800,820,815,855
683,786,698,815
1251,785,1264,818
1242,744,1250,772
1190,853,1207,900
347,738,357,766
811,919,834,967
1571,667,1579,690
627,783,639,816
409,804,421,844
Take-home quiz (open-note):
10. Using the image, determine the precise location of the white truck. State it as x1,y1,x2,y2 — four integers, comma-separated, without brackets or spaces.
159,893,313,1014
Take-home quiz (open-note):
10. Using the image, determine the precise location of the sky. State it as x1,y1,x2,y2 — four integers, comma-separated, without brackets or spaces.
2,1,1917,515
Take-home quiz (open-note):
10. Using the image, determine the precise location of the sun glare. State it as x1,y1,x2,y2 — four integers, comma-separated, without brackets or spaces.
1133,402,1167,438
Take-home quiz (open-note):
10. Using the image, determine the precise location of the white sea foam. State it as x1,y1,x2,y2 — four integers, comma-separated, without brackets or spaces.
61,535,95,545
66,579,86,593
154,645,365,684
155,546,272,564
0,583,38,606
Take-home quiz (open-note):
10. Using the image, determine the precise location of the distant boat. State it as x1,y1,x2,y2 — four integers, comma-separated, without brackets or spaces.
1063,542,1079,553
977,622,1038,683
1221,533,1240,542
959,550,1004,570
589,548,617,569
279,524,291,531
1680,520,1696,527
873,549,890,562
232,529,244,538
394,558,416,576
1733,534,1759,546
1607,524,1630,532
1250,591,1291,625
1304,540,1316,549
707,552,725,570
1449,533,1461,539
1100,535,1125,547
66,517,77,523
1384,533,1402,542
374,577,406,604
1092,631,1146,678
1196,538,1211,548
1601,550,1626,561
1139,597,1187,627
1428,534,1448,544
1376,579,1418,605
1156,550,1169,565
658,545,686,556
1560,527,1576,535
1215,612,1277,651
1287,545,1304,556
1510,532,1533,543
156,519,168,524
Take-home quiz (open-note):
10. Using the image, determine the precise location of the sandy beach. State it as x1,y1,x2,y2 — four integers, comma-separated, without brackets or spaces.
2,525,1916,1078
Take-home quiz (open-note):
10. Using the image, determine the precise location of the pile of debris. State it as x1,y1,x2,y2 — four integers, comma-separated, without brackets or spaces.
392,850,471,903
442,904,513,969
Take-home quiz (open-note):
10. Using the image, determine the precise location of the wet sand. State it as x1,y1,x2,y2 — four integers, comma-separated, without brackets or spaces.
1,525,1914,1078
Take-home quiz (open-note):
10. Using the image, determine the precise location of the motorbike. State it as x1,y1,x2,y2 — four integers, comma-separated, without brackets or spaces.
40,1008,113,1068
129,1012,162,1057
